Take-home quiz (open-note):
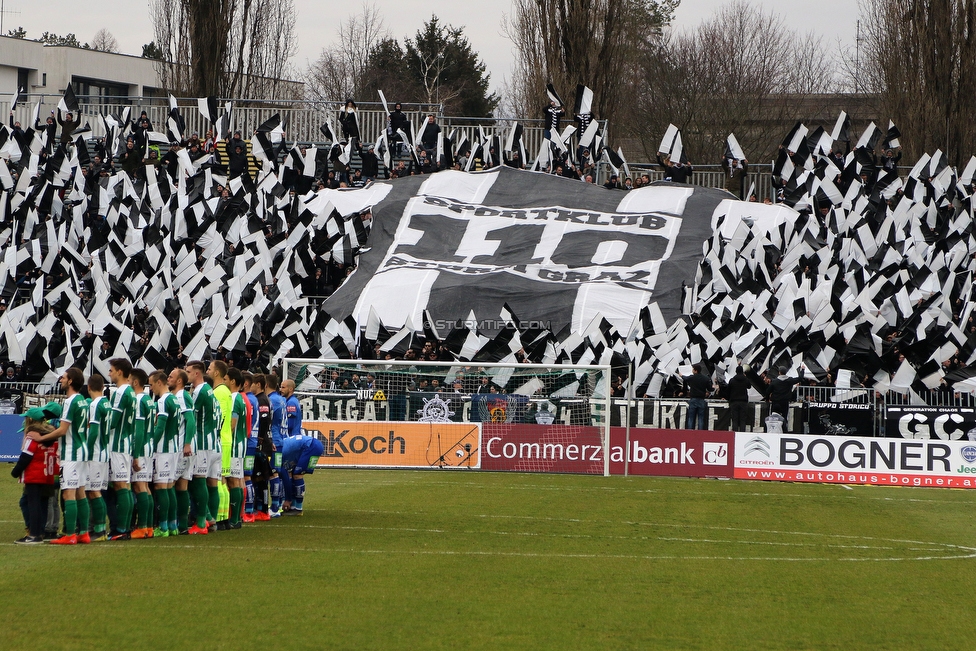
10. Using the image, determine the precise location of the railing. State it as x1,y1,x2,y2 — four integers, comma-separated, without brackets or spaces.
883,390,976,407
4,96,444,145
7,93,919,195
624,163,773,199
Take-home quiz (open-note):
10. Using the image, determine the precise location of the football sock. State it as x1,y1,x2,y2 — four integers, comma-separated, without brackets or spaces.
167,488,178,530
115,489,133,533
269,477,283,511
293,477,305,511
155,489,169,531
191,479,208,529
76,497,90,535
208,484,221,523
90,497,107,533
229,488,243,525
62,499,77,537
244,480,254,514
279,472,293,506
217,482,229,521
138,491,154,530
176,489,190,530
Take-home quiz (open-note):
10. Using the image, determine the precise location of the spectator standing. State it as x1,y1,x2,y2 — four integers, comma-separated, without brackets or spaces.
721,156,748,199
339,99,360,144
727,365,751,431
682,364,713,430
57,109,82,146
768,366,804,427
421,115,441,153
543,100,564,140
389,103,410,156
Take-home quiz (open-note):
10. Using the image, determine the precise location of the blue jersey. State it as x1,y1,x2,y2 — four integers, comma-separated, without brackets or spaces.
269,391,285,446
285,395,303,438
281,434,324,474
246,392,260,453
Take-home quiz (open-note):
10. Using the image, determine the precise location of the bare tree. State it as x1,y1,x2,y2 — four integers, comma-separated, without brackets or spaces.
226,0,300,99
305,2,389,101
503,0,677,122
632,0,838,163
90,28,119,53
150,0,298,98
855,0,976,165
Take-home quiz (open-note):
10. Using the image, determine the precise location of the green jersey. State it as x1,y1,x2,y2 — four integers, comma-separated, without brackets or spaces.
110,383,136,455
154,393,181,454
59,393,90,462
230,392,248,458
175,389,195,453
88,396,111,463
192,382,221,451
133,391,156,459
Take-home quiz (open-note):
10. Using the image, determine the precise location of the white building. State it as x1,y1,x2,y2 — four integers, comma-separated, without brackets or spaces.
0,35,162,101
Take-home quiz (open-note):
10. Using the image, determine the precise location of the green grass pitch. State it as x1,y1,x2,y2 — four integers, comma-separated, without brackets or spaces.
1,470,975,650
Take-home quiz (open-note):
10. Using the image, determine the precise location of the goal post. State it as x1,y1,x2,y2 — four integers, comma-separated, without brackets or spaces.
281,359,613,476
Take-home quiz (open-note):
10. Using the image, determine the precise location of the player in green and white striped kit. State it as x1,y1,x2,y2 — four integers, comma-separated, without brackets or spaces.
108,358,137,540
28,368,90,545
226,368,249,529
149,370,180,537
130,370,156,539
187,360,222,534
86,373,112,541
169,368,197,535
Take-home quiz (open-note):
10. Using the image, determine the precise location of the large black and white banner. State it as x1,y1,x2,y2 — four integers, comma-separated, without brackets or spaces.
324,167,727,334
885,405,976,440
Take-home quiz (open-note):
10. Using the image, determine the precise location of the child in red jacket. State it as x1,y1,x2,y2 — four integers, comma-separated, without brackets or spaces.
11,416,59,544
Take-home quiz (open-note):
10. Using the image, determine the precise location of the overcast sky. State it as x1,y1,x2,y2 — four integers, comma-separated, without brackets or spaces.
4,0,859,94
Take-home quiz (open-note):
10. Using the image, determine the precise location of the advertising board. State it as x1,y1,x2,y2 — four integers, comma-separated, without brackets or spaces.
734,432,976,488
302,421,481,469
608,429,735,478
480,424,604,474
885,405,976,440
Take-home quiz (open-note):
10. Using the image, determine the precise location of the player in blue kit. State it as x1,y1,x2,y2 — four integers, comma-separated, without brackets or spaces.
279,434,323,516
281,379,303,438
265,374,287,517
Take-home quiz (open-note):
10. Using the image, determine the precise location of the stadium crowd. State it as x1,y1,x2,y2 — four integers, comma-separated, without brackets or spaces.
11,358,324,545
4,84,976,415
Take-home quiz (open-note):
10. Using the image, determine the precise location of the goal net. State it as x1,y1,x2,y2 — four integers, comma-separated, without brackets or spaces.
282,359,612,475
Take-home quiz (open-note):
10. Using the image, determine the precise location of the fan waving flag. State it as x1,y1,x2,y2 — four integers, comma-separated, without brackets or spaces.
830,111,851,143
725,134,746,162
546,83,563,107
659,124,680,156
57,85,80,114
573,85,594,116
884,121,901,149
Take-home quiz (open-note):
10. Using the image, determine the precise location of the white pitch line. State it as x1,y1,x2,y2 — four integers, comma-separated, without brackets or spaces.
336,508,976,553
324,480,976,505
3,542,972,563
269,523,900,550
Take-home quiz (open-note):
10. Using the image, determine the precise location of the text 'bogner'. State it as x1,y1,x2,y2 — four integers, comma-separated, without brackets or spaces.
778,438,951,471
